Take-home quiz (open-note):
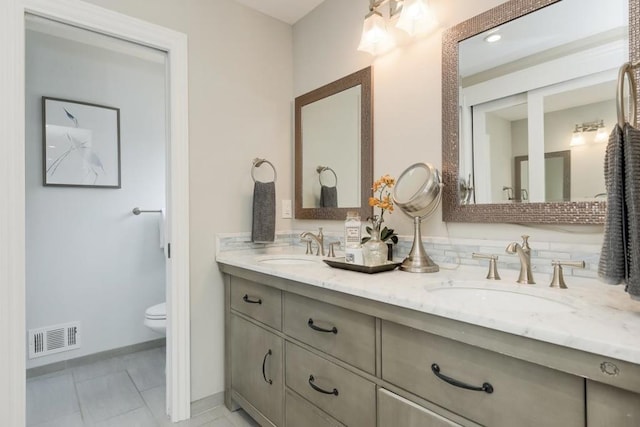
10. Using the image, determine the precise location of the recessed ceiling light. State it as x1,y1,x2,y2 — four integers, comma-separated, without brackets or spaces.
484,34,502,43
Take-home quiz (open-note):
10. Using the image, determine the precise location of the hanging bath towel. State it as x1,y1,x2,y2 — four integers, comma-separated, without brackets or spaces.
319,185,338,208
251,181,275,243
622,123,640,299
598,123,640,299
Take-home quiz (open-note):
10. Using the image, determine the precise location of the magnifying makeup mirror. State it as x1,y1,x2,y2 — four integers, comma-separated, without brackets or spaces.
393,163,443,273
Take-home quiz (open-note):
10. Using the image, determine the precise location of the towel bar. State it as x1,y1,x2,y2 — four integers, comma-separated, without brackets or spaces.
132,207,162,215
251,158,277,183
316,165,338,187
616,61,640,127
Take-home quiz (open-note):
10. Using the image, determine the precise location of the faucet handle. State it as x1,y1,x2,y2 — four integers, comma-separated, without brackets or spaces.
550,260,585,289
328,241,340,258
472,253,501,280
521,235,530,247
301,237,313,255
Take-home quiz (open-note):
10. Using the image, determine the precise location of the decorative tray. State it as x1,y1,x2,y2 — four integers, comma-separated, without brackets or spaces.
323,257,401,274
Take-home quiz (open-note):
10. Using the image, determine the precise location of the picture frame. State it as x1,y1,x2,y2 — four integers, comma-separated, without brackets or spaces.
42,96,121,188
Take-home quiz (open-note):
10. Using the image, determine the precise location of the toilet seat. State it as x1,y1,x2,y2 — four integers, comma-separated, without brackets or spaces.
144,302,166,335
145,302,166,320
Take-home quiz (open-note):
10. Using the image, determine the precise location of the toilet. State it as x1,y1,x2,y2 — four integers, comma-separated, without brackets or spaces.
144,302,166,335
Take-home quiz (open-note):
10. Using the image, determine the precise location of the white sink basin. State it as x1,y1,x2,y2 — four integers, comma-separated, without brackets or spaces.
257,255,320,265
428,286,575,313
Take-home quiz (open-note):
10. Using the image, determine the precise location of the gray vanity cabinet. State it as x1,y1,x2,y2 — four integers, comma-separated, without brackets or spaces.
381,320,584,427
587,380,640,426
230,314,284,426
222,268,640,427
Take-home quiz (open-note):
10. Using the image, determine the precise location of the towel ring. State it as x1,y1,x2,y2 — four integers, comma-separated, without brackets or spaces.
617,61,639,128
316,166,337,187
251,158,277,183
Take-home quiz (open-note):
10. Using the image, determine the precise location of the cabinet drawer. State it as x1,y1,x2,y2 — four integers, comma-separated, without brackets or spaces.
285,389,344,427
378,388,462,427
587,380,640,426
285,342,376,427
381,321,584,427
283,292,375,373
231,314,283,426
231,277,282,330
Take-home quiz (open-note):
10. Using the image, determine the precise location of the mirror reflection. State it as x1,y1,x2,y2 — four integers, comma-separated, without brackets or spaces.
301,85,361,209
458,0,628,205
295,67,372,220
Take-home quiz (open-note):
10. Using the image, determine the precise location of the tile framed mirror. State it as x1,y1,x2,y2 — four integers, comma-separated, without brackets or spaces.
294,67,373,220
442,0,639,224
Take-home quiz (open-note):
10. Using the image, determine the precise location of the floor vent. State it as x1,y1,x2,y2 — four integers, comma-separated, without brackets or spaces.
28,322,81,359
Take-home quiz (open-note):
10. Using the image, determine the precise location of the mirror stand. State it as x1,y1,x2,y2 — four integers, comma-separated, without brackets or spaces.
393,163,444,273
401,216,439,273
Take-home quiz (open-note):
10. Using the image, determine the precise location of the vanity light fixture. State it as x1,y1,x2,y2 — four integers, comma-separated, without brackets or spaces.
396,0,438,36
357,0,438,55
484,33,502,43
570,125,585,146
570,120,607,146
595,124,609,143
357,8,395,55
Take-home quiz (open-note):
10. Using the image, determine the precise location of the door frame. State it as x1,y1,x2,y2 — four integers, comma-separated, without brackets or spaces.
0,0,191,424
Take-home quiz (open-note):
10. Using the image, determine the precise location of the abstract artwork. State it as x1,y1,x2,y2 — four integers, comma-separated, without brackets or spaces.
43,97,121,188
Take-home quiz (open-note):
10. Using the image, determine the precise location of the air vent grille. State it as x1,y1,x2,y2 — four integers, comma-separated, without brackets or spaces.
28,322,81,359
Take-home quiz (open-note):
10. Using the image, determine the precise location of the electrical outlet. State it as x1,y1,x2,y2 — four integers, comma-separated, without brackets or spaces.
282,200,292,218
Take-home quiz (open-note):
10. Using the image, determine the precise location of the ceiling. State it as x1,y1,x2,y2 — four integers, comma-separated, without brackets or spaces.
233,0,326,24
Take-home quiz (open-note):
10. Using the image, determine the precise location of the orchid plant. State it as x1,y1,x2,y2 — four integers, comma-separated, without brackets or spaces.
361,174,399,244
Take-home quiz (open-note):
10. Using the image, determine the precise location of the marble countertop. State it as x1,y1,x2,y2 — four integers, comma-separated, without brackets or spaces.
216,246,640,365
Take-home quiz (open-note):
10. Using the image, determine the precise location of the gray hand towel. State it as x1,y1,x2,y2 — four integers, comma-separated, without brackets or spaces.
599,124,627,285
599,123,640,299
251,181,275,243
319,185,338,208
622,123,640,299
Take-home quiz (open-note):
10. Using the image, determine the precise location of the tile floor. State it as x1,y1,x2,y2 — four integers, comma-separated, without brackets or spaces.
26,347,259,427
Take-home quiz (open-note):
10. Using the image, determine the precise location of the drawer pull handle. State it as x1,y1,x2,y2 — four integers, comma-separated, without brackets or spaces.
262,349,273,385
308,375,338,396
431,363,494,394
243,294,262,305
307,318,338,334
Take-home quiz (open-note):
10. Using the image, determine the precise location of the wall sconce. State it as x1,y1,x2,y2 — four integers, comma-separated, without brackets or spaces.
357,0,438,56
570,120,607,146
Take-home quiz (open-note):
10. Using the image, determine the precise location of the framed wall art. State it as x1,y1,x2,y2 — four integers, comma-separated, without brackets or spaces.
42,97,121,188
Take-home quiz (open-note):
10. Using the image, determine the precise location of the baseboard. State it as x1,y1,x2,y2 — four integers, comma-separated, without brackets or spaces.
191,391,225,417
26,338,166,379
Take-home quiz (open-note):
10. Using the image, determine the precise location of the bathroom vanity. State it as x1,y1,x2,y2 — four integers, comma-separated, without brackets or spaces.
217,248,640,427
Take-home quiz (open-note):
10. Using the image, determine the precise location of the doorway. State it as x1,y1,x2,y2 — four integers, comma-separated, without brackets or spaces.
0,1,191,424
25,16,169,425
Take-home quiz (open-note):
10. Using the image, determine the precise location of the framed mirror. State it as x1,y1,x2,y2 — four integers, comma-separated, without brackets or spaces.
295,67,373,220
442,0,638,224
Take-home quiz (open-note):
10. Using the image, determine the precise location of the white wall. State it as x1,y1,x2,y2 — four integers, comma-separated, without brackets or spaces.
25,30,167,368
292,0,604,243
79,0,294,401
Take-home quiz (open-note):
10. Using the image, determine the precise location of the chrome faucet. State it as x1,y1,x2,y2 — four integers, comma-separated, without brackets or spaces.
300,227,324,256
505,235,535,284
